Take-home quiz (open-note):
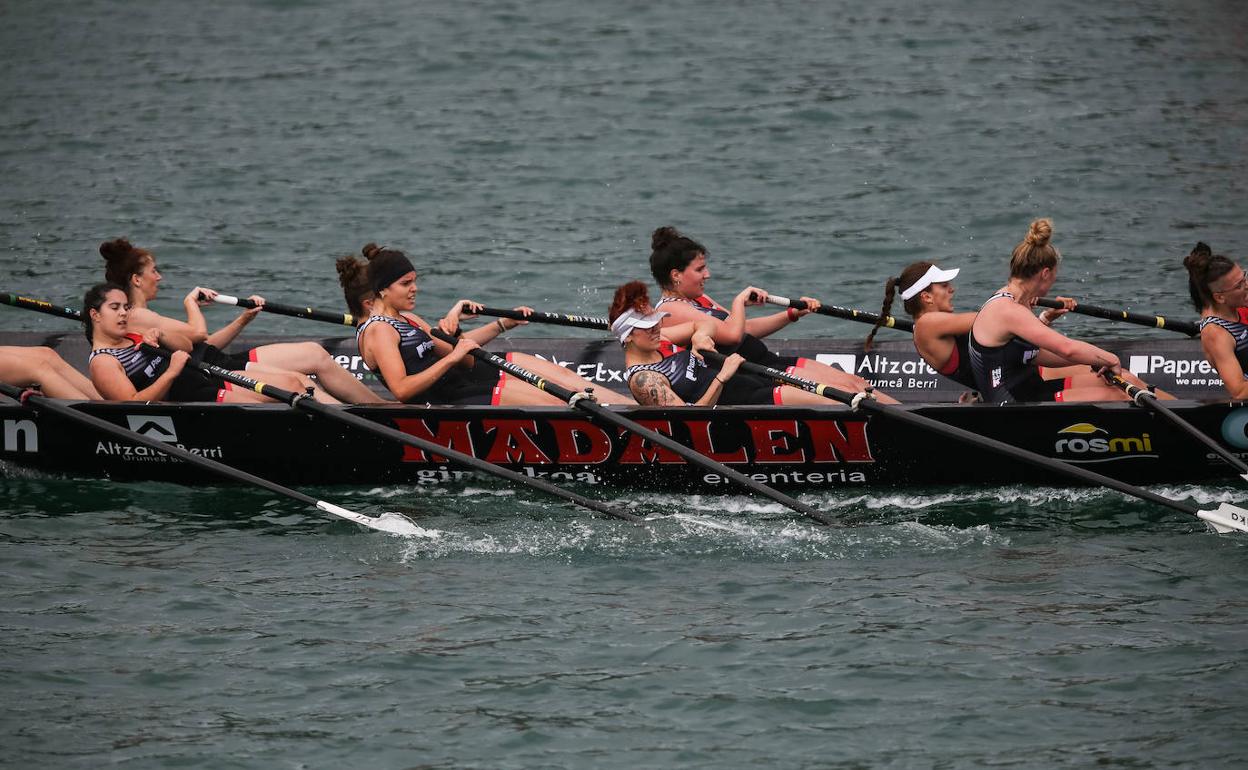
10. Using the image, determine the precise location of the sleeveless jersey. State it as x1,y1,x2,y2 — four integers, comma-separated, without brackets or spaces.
358,314,439,375
1199,315,1248,380
625,350,714,404
968,292,1048,403
358,314,501,404
937,333,977,389
90,334,221,401
655,294,730,321
655,294,801,369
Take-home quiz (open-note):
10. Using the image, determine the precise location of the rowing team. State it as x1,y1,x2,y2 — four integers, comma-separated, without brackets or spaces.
0,221,1242,407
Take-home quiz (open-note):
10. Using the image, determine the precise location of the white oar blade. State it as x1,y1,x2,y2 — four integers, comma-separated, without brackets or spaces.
315,501,439,537
1240,473,1248,483
1197,502,1248,534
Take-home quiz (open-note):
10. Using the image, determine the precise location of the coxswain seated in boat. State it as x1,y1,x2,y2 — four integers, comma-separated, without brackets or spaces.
0,346,101,399
352,244,635,405
609,281,848,406
866,261,1078,403
99,237,389,404
647,225,899,403
84,283,325,403
1184,242,1248,400
967,218,1170,404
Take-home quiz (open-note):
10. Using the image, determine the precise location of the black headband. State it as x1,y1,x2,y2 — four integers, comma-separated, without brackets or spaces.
368,251,417,293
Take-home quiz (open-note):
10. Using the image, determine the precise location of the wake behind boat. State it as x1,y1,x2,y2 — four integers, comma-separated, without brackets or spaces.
1,331,1244,490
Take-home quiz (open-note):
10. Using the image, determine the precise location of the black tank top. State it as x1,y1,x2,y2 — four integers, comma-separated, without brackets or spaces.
90,334,219,401
357,314,439,375
625,350,714,404
968,292,1045,403
937,333,977,389
1199,316,1248,380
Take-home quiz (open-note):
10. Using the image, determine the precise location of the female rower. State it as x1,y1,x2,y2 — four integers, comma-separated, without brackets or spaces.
0,346,101,399
648,226,898,403
1183,242,1248,399
865,261,1079,400
83,283,326,403
356,244,635,405
610,281,838,407
100,238,387,404
968,218,1153,403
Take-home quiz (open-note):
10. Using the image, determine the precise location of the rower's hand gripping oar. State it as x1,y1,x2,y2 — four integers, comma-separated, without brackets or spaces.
1034,297,1198,337
429,328,838,526
143,345,645,526
1101,370,1248,482
699,349,1248,534
208,293,355,327
0,381,426,535
461,304,610,332
763,295,915,333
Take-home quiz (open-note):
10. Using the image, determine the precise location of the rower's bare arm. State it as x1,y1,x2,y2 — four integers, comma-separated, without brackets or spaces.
130,306,207,344
205,299,262,349
363,323,450,402
1008,305,1118,369
89,353,181,401
744,310,791,338
1201,326,1248,399
915,311,976,339
629,370,686,407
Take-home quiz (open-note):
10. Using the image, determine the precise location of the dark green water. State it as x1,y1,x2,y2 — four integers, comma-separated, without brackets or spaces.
2,0,1247,766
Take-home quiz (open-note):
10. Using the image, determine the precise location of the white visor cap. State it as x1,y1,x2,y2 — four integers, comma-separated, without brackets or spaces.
610,308,669,344
900,265,960,301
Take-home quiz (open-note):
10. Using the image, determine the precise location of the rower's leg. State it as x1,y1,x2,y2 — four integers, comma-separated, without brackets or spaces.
224,369,343,405
791,359,900,404
252,342,389,403
1064,371,1176,401
0,348,98,399
509,353,637,405
495,374,566,406
774,385,849,406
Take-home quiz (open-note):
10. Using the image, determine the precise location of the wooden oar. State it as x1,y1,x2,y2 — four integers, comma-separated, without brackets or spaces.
1033,298,1198,337
1100,371,1248,482
699,349,1248,534
210,294,355,327
763,295,915,333
429,328,837,526
142,345,645,525
0,381,429,535
463,304,609,331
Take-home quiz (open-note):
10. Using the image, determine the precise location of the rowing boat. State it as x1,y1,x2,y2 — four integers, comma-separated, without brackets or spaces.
1,332,1242,489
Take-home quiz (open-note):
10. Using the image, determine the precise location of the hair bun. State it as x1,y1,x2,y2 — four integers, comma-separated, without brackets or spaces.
99,237,134,263
651,226,680,252
361,243,382,260
1024,218,1053,248
335,255,365,287
1191,241,1212,258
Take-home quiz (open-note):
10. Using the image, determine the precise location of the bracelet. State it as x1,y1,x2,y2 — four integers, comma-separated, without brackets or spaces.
496,319,507,333
787,307,800,322
714,376,726,385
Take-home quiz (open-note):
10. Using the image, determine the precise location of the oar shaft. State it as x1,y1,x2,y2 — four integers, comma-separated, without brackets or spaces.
702,350,1206,520
764,295,915,333
1104,373,1248,476
466,304,610,331
212,294,354,327
0,292,81,322
430,329,837,526
1034,298,1198,337
155,347,642,523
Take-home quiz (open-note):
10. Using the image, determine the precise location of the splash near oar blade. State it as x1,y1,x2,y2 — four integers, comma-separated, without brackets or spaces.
1033,297,1199,337
211,294,355,327
0,381,427,535
699,349,1248,534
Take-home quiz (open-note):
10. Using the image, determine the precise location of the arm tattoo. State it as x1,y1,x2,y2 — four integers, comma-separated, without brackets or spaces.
631,370,682,406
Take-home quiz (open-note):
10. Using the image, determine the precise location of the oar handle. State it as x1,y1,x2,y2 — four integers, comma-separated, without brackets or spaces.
763,295,915,333
1033,298,1198,337
210,294,355,327
465,304,610,331
430,328,838,526
0,292,82,322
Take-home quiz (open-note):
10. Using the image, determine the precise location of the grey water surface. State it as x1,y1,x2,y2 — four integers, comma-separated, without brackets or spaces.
1,0,1246,766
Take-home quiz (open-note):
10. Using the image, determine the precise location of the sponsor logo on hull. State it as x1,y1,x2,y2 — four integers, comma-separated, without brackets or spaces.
2,419,37,452
1053,422,1155,462
94,415,226,462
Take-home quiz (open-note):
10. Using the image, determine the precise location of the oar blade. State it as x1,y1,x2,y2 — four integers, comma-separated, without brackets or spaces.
1196,502,1248,534
315,501,439,537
